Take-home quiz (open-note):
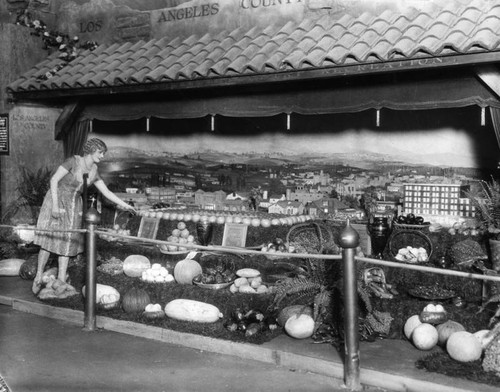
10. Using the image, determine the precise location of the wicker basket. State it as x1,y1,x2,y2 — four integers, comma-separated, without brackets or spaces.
392,221,430,232
387,229,433,261
286,221,336,254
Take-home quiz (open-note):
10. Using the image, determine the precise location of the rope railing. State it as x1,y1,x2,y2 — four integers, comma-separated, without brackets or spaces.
4,217,500,391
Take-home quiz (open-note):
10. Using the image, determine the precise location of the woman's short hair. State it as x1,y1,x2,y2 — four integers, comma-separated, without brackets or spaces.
82,138,108,155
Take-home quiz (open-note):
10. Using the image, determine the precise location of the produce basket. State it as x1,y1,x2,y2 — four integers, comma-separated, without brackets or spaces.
193,281,234,290
286,221,337,254
392,221,430,232
387,229,433,262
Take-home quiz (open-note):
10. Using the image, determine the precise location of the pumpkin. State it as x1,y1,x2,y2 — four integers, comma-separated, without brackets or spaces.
277,305,314,327
164,299,222,323
82,283,120,304
446,331,482,362
123,255,151,278
122,287,151,313
19,258,38,280
403,315,422,340
436,320,465,346
0,258,26,276
285,314,315,339
173,257,202,285
411,323,438,350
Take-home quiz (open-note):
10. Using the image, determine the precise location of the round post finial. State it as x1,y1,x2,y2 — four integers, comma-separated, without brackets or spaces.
339,219,360,249
85,207,101,225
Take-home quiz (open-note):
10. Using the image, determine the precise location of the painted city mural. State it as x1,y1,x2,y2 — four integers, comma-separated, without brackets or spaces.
93,116,500,228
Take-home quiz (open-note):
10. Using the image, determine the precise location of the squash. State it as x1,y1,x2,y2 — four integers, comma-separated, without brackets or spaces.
82,283,120,304
164,299,222,323
19,258,38,280
446,331,482,362
436,320,465,346
277,305,314,327
473,329,495,349
284,314,315,339
173,256,202,285
123,255,151,278
0,258,26,276
122,287,151,313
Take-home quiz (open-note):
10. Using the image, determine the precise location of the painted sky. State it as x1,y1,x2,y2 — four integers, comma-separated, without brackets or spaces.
97,125,499,168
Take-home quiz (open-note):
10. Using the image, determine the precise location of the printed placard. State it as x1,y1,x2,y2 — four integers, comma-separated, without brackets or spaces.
222,223,248,248
0,114,9,155
137,217,160,239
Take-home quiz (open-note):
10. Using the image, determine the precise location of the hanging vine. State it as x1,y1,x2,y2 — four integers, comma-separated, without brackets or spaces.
14,9,99,81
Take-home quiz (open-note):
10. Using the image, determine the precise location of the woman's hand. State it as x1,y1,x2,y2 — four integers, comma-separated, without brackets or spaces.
119,202,137,215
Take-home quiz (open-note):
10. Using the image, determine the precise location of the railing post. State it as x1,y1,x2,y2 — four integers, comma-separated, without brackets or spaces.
83,207,101,331
339,219,361,391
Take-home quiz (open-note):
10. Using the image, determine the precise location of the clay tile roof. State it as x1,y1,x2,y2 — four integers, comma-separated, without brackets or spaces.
8,0,500,96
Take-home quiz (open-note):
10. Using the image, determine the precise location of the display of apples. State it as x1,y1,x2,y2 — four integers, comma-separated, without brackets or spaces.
160,221,196,252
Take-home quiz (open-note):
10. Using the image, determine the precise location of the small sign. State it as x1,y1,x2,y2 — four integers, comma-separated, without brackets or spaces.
0,114,9,155
137,217,160,239
222,223,248,248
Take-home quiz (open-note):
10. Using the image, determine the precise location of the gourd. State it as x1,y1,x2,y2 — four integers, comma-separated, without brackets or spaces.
173,256,202,285
411,323,438,350
436,320,465,346
19,258,38,280
123,255,151,278
82,283,120,304
473,329,495,349
122,287,151,313
277,305,314,327
0,258,26,276
164,299,222,323
446,331,482,362
284,314,315,339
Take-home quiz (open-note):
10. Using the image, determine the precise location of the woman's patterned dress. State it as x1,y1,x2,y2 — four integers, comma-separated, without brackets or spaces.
34,156,101,257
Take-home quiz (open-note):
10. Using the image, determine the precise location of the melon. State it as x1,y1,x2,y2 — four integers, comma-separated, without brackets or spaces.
447,331,483,362
277,305,313,326
123,255,151,277
412,323,438,350
285,314,315,339
0,258,26,276
404,315,422,340
436,320,465,346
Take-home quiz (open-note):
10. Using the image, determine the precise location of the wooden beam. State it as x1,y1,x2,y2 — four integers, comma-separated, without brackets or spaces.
54,102,82,140
475,65,500,99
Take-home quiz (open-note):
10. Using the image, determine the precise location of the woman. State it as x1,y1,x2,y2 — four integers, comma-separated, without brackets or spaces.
32,138,136,294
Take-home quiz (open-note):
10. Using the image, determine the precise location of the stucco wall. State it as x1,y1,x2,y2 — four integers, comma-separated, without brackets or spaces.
0,23,63,218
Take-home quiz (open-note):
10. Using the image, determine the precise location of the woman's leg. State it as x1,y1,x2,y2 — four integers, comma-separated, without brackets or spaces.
58,256,69,282
32,249,51,294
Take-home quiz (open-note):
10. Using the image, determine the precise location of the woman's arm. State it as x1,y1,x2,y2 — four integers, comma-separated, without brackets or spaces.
50,166,70,218
93,180,136,212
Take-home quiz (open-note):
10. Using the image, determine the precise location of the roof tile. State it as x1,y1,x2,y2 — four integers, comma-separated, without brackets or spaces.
8,0,500,95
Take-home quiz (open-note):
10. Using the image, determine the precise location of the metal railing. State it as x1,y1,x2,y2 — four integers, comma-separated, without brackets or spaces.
4,209,500,391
